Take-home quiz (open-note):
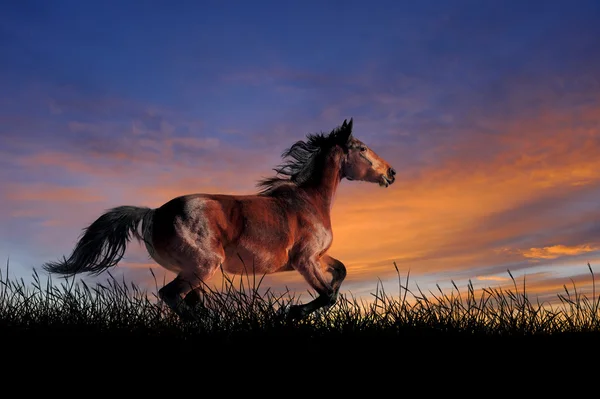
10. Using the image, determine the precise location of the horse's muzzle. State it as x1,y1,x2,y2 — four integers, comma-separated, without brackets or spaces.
381,167,396,187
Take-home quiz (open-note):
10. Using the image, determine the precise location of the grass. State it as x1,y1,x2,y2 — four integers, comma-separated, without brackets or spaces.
1,260,599,348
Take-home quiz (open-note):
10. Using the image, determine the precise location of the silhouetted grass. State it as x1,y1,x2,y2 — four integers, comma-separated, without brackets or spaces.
1,259,599,346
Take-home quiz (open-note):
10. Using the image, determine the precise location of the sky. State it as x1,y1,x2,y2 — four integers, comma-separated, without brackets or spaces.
1,0,600,307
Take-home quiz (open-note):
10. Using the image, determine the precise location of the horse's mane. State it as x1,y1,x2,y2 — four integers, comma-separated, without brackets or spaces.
256,121,352,196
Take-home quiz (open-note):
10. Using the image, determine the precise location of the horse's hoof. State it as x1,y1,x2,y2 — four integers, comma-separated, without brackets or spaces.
275,304,290,318
286,305,306,320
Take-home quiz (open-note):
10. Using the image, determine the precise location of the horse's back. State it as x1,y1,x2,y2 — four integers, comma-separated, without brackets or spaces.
152,193,243,243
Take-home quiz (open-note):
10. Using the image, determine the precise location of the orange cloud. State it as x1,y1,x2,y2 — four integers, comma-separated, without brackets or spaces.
4,183,106,203
521,244,600,260
476,275,511,282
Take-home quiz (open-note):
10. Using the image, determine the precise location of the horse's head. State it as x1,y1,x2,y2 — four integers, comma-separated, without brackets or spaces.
337,118,396,188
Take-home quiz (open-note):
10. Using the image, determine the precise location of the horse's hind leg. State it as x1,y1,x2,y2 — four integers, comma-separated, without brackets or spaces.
158,275,197,318
183,286,203,308
158,262,220,320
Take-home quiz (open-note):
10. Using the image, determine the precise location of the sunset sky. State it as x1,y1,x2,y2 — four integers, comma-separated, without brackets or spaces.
2,0,600,307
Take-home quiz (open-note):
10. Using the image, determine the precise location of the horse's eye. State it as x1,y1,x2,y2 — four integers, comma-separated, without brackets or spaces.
359,146,367,152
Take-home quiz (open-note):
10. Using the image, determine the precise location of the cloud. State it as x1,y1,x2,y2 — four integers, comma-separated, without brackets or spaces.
4,183,106,203
520,244,600,260
476,275,511,282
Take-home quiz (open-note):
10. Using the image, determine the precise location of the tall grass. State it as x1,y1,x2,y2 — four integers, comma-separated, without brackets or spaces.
1,259,599,341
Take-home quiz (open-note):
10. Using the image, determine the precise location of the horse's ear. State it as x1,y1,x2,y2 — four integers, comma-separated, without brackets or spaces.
339,118,353,146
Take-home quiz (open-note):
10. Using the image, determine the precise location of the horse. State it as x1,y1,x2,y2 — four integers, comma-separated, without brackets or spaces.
42,118,396,320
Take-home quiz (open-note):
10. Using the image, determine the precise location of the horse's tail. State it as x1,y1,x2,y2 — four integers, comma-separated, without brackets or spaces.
42,206,155,276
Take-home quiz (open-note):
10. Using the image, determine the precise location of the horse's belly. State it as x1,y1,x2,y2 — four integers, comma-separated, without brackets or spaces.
222,245,289,275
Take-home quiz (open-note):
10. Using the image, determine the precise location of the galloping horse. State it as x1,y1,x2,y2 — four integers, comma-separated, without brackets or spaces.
43,118,396,319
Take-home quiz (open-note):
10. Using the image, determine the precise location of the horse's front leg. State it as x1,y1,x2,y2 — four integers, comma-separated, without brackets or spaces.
321,254,347,303
288,256,338,320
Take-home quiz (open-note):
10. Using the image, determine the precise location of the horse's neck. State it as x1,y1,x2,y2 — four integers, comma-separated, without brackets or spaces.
305,149,343,215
